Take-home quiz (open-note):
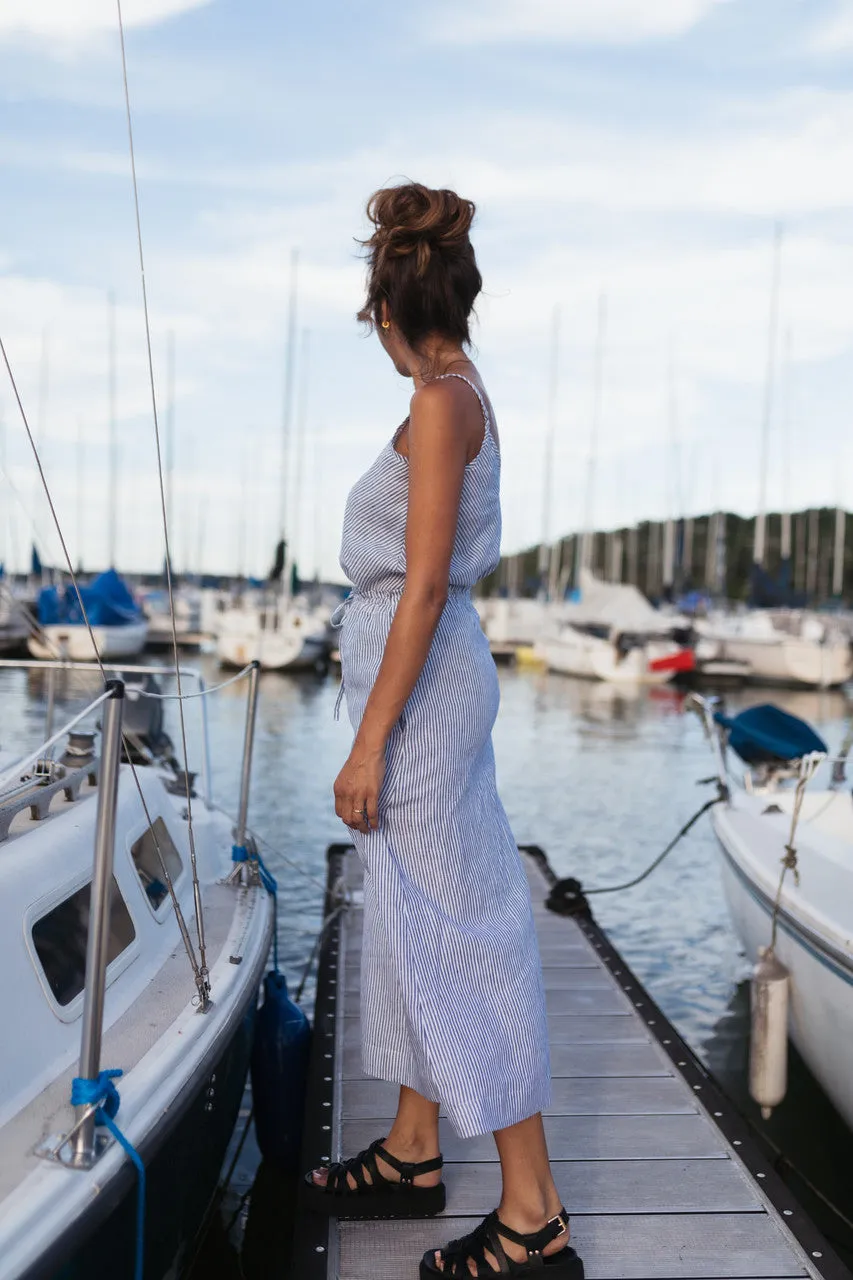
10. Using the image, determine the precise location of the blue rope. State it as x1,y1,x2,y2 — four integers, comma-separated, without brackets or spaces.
70,1069,145,1280
232,844,279,972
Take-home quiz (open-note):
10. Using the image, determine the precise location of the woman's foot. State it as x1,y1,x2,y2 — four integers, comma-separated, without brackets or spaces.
429,1202,572,1275
310,1131,442,1190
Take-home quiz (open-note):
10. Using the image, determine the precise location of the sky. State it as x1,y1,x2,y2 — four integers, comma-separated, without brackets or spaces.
2,0,853,580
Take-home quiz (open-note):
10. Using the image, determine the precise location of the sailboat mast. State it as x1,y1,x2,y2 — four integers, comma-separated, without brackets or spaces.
313,414,324,582
754,224,782,570
76,418,84,573
33,330,49,581
164,330,175,571
108,293,118,569
292,328,311,586
0,407,5,573
833,503,845,599
279,249,299,547
538,307,560,598
579,292,606,582
779,328,793,564
662,345,679,595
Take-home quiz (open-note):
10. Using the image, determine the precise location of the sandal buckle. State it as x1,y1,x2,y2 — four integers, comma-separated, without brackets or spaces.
547,1213,567,1235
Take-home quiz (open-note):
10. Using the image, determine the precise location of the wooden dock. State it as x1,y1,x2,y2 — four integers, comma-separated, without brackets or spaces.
293,845,850,1280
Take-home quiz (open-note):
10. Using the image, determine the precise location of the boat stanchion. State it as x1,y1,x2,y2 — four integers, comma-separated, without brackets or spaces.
72,678,125,1165
231,661,261,886
34,678,126,1170
749,945,790,1121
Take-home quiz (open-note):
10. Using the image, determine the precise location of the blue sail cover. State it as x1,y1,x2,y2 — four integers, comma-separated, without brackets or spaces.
714,703,827,766
37,569,143,628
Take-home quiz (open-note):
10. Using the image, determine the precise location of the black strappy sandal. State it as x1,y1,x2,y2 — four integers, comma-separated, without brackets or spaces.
301,1137,445,1218
420,1207,584,1278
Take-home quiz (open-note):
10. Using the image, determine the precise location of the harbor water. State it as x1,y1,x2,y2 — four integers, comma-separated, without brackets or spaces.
2,659,851,1274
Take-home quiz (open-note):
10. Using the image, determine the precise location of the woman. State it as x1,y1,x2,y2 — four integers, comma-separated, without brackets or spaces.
303,182,583,1280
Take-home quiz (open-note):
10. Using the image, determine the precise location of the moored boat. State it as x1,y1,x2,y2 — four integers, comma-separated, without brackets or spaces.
0,662,275,1279
692,694,853,1132
28,570,148,663
536,571,694,684
215,595,329,673
694,610,852,689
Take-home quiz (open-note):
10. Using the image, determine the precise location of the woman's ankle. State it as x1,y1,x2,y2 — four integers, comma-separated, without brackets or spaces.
498,1185,564,1232
383,1125,440,1159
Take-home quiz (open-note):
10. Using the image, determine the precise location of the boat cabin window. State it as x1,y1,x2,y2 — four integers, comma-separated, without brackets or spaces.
131,816,183,910
32,878,136,1007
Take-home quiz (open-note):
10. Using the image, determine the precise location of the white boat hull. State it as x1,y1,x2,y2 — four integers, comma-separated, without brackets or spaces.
537,629,681,685
713,795,853,1130
27,621,149,662
216,604,328,672
696,613,853,689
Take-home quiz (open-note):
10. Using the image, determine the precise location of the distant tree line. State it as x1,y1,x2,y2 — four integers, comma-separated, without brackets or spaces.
482,508,852,605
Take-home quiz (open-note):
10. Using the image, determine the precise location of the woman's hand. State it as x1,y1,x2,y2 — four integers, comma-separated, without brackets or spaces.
334,740,386,833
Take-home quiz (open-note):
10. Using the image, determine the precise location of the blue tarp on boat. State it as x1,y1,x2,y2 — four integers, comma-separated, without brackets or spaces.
37,569,143,628
714,703,827,766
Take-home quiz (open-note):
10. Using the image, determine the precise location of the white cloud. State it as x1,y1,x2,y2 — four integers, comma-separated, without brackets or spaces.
810,1,853,52
0,0,210,43
431,0,729,45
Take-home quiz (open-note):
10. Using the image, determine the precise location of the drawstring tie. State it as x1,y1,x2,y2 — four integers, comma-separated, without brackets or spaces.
330,592,353,720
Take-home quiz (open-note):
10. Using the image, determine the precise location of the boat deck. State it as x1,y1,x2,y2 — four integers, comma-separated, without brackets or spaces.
293,845,849,1280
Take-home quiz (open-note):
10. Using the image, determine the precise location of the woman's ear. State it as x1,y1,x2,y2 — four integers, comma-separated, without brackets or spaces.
380,299,390,327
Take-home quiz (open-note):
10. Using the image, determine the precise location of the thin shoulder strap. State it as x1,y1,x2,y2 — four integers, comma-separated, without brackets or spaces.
435,372,491,432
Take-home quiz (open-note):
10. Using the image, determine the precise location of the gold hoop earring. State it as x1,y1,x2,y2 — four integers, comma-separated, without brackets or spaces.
381,320,391,330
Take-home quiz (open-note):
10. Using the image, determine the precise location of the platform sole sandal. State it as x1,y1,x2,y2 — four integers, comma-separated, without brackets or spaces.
420,1207,584,1279
301,1136,445,1219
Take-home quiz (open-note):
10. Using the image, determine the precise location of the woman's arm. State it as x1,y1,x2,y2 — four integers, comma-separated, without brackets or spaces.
333,379,478,833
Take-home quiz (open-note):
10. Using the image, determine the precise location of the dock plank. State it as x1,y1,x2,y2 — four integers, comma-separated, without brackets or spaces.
342,965,617,994
338,1215,808,1279
339,1040,671,1081
341,1013,648,1049
343,983,633,1017
342,1112,731,1162
338,1076,699,1120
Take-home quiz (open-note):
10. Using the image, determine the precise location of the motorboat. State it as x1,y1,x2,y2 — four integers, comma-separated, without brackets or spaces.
0,660,275,1278
535,571,694,685
694,610,852,689
692,694,853,1131
28,570,148,663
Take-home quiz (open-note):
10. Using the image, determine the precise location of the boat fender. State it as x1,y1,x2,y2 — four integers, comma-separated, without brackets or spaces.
749,946,789,1120
250,971,312,1172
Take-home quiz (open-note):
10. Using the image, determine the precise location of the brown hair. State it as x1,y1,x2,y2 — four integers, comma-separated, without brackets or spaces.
358,182,482,350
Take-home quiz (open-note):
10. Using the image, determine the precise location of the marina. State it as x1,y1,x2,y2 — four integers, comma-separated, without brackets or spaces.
3,657,852,1278
3,3,853,1278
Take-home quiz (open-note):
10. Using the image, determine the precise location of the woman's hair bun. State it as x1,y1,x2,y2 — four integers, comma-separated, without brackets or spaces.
358,180,482,349
365,182,476,278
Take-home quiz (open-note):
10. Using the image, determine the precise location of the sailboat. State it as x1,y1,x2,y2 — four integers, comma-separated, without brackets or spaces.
216,540,329,672
695,234,852,688
0,17,287,1274
214,268,329,674
692,694,853,1131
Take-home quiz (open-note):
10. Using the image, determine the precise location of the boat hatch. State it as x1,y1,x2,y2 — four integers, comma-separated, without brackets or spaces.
131,816,183,911
32,876,136,1007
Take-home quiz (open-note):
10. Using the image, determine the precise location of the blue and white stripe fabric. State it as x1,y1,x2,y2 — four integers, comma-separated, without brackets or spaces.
337,374,551,1139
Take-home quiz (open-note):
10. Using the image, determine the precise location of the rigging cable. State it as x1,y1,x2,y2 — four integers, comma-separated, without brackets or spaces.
0,337,207,1002
115,0,209,996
